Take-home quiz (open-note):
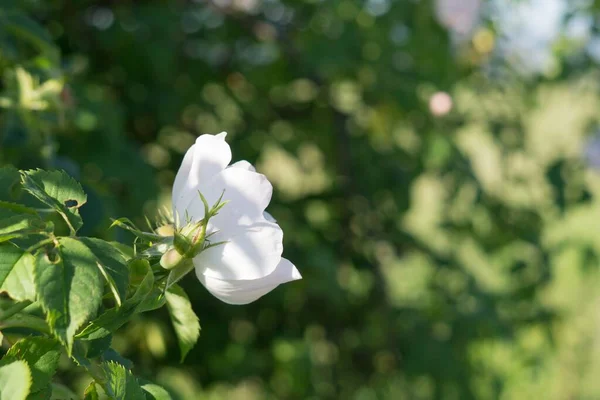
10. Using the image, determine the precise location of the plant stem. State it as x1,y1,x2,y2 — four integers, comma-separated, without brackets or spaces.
0,300,32,322
0,315,50,334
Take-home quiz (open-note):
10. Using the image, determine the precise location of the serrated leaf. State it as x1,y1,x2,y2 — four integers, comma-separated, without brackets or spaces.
0,243,35,301
0,337,60,393
76,261,153,341
165,285,200,362
140,382,173,400
49,383,77,400
35,237,103,353
0,360,32,400
101,348,133,370
21,170,87,235
76,238,129,307
101,362,145,400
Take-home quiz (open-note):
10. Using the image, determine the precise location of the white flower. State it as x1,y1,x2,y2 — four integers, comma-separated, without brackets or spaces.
171,132,301,304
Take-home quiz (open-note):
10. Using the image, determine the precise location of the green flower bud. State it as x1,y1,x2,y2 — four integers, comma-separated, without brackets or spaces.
173,231,192,255
160,248,184,270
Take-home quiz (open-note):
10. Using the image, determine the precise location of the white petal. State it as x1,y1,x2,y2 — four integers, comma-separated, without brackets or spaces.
184,167,273,229
173,134,232,224
193,218,283,280
228,160,256,172
172,143,196,205
263,211,276,223
197,258,301,304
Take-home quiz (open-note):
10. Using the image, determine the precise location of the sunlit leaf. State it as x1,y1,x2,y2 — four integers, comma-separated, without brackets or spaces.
140,382,173,400
82,382,99,400
101,361,145,400
0,337,61,393
0,360,32,400
0,242,35,302
35,237,103,353
21,170,86,235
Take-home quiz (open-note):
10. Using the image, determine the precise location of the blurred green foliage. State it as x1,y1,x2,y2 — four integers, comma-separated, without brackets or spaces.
3,0,600,398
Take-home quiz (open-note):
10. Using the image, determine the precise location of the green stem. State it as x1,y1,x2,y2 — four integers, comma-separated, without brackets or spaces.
0,315,50,334
25,237,55,253
0,300,32,322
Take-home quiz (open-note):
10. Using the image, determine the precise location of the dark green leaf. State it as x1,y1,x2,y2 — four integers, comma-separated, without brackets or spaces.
21,170,87,235
35,237,103,353
49,383,77,400
0,11,56,56
101,348,133,370
26,384,51,400
0,167,22,202
165,285,200,362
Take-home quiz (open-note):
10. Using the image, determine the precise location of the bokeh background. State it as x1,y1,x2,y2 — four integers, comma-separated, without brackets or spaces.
3,0,600,398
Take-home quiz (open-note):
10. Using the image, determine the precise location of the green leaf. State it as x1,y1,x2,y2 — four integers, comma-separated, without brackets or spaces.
165,259,195,290
140,383,173,400
0,360,32,400
165,285,200,362
135,285,167,314
35,237,103,353
26,384,51,400
0,210,43,243
0,167,22,202
101,348,133,370
21,170,87,235
85,335,113,359
101,362,145,400
76,260,153,341
0,243,35,302
76,238,129,307
82,382,99,400
0,337,61,393
49,383,77,400
0,11,59,64
109,218,163,242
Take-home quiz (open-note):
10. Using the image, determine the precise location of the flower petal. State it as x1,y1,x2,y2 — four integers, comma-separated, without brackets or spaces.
196,258,301,304
184,167,273,229
193,218,283,280
228,160,256,172
173,133,232,223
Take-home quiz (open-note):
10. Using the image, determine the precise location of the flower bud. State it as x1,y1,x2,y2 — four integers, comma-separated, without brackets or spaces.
160,248,184,270
156,224,175,237
173,231,192,255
